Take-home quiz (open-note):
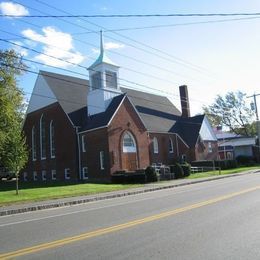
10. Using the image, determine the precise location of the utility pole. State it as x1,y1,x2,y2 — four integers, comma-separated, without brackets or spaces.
247,93,260,161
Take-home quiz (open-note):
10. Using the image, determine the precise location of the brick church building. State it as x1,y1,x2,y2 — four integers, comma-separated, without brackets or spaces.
22,34,218,182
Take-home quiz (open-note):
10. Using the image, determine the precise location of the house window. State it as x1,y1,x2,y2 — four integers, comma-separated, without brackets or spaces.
82,167,88,180
65,168,70,180
42,170,46,181
82,135,86,152
100,151,105,170
91,72,102,89
123,132,136,153
50,120,55,158
51,170,56,180
153,137,159,154
32,126,37,161
105,70,117,89
208,142,212,153
40,114,46,159
23,172,28,181
33,171,37,181
169,138,174,153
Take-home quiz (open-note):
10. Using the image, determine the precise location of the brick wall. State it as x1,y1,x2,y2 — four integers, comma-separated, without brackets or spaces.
108,97,150,174
23,102,78,181
149,133,189,165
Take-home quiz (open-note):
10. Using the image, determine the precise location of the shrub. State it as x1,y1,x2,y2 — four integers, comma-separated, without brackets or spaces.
181,163,191,177
145,166,158,182
173,163,184,179
236,155,255,166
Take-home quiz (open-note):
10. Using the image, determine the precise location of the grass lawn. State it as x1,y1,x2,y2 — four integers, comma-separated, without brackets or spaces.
0,181,143,207
187,165,260,179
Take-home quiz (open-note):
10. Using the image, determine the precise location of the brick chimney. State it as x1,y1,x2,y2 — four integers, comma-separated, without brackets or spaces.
179,85,190,117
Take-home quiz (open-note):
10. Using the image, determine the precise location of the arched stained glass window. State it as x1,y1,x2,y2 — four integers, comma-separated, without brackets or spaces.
123,132,136,153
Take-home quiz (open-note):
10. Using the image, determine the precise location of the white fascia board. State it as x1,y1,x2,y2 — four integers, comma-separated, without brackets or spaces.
78,126,107,134
107,95,126,126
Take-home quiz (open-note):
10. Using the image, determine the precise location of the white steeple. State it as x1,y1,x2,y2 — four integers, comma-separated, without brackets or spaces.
87,30,121,116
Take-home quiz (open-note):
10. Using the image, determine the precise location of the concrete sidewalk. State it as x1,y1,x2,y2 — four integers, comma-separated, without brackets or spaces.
0,170,259,217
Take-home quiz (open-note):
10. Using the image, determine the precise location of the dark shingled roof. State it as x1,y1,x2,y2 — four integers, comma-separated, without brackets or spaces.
171,115,205,147
121,87,181,132
82,94,126,131
40,71,89,126
39,71,204,146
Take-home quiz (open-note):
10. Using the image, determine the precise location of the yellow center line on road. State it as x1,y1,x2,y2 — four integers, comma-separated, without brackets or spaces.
0,185,259,259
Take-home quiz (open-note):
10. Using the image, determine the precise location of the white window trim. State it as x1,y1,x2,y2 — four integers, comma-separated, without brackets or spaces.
40,114,46,160
82,167,88,180
153,137,159,154
82,135,86,153
42,170,46,181
51,169,56,180
169,138,174,154
32,126,36,161
50,120,55,158
65,168,71,180
33,171,37,181
100,151,105,170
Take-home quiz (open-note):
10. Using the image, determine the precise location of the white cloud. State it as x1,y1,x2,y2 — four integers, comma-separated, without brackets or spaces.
12,41,28,57
0,2,29,16
22,26,85,68
92,41,125,54
105,42,125,50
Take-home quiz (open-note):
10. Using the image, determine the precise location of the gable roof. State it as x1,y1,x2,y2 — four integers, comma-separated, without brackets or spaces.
171,115,205,147
121,87,181,132
40,71,89,126
81,94,126,132
35,71,208,147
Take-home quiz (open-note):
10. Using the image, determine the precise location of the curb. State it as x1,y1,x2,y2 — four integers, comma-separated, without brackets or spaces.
0,171,257,217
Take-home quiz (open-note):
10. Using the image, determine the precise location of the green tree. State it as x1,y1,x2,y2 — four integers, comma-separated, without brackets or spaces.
203,91,255,136
0,49,28,195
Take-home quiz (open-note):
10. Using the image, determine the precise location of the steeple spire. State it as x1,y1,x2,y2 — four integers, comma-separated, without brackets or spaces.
88,30,118,69
100,30,104,56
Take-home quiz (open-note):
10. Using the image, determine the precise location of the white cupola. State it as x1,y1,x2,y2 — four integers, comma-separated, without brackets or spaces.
87,31,121,116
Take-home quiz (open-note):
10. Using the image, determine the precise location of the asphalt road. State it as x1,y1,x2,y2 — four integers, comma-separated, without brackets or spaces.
0,173,259,259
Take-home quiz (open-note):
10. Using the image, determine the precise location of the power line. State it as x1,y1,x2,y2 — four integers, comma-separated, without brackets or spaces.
1,36,206,103
0,29,182,87
24,0,215,77
2,12,260,18
1,60,208,117
0,38,182,98
88,16,260,33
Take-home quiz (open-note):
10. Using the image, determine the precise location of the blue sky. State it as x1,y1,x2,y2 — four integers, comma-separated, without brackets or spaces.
0,0,260,116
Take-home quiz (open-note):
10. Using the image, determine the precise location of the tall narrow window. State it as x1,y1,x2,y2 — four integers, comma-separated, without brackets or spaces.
40,114,46,159
32,126,37,161
100,151,105,170
82,135,86,152
105,70,117,89
91,72,102,89
169,138,174,154
208,142,212,153
50,120,55,158
153,137,159,154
